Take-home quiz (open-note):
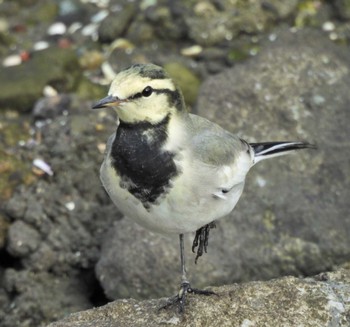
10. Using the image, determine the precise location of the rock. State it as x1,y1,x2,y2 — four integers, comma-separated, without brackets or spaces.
96,219,224,300
333,0,350,20
95,28,350,302
184,1,299,46
2,269,92,327
0,96,121,326
48,265,350,327
163,62,201,107
0,213,9,249
7,221,40,257
32,94,71,120
0,47,81,111
98,3,137,43
195,27,350,278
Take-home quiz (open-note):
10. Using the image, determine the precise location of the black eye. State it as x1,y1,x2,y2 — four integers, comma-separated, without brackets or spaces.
142,86,153,97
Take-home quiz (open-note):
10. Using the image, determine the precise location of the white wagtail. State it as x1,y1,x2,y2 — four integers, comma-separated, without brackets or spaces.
92,63,315,312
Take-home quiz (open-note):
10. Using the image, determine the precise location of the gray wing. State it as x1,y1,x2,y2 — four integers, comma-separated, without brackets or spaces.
187,114,249,166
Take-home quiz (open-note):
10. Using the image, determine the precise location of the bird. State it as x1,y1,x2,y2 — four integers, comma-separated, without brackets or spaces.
92,63,315,312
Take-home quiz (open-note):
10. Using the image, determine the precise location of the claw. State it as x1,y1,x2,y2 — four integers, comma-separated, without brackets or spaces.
159,281,216,313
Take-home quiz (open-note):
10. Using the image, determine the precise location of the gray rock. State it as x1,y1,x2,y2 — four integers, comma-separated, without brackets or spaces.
2,269,91,327
195,27,350,278
0,97,122,327
98,2,137,43
334,0,350,20
96,28,350,301
32,94,71,120
184,0,299,46
96,218,226,300
48,265,350,327
7,221,40,257
0,47,81,111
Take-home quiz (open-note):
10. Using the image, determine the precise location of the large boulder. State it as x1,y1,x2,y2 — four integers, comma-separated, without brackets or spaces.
49,265,350,327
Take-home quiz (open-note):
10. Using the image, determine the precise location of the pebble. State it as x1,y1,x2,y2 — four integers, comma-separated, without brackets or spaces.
33,41,50,51
322,21,335,32
43,85,58,97
181,45,203,57
91,10,109,23
68,22,83,34
65,202,76,211
32,159,54,176
81,23,98,37
101,61,117,82
47,22,67,36
2,54,22,67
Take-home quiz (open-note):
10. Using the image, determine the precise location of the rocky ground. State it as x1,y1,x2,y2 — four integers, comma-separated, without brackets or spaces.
0,1,350,326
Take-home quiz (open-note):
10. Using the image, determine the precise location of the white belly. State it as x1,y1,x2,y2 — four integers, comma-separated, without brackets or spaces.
100,157,245,235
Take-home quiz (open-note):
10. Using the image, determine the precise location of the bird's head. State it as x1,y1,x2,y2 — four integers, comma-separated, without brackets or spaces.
92,64,186,124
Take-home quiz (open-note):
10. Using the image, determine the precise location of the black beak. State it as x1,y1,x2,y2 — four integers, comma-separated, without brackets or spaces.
92,95,122,109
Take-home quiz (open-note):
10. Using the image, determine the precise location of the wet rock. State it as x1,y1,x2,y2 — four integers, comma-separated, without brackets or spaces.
98,3,137,43
48,265,350,327
0,47,81,111
7,221,40,257
32,94,71,120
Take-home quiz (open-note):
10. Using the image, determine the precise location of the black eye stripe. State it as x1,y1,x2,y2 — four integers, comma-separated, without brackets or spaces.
127,89,156,100
127,88,179,101
128,92,142,100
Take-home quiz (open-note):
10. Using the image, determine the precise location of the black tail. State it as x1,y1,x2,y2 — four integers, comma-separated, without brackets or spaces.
250,141,316,163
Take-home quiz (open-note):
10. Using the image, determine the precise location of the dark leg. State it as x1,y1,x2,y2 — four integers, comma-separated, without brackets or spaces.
192,222,216,263
159,234,216,313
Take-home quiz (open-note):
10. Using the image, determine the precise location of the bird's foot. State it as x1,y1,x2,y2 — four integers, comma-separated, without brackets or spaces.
192,222,216,263
159,281,216,313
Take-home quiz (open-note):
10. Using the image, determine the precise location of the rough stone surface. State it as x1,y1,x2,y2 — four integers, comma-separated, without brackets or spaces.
0,96,122,327
49,265,350,327
98,2,137,43
0,47,81,111
7,221,40,257
95,28,350,301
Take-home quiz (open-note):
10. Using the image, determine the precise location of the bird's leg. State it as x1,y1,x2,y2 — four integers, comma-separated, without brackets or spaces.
159,234,215,313
192,222,216,263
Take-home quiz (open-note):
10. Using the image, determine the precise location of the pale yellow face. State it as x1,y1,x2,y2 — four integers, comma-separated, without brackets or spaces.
106,64,185,124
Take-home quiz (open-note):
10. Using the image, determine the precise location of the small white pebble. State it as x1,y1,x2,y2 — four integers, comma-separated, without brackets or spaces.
33,158,54,176
97,143,106,154
81,23,98,36
181,45,203,57
68,22,83,34
329,32,338,41
268,33,277,42
43,85,58,97
33,41,50,51
2,54,22,67
65,201,76,211
47,22,67,36
91,10,109,23
322,21,335,32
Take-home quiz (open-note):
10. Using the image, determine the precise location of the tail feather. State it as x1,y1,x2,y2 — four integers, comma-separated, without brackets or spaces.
250,141,316,164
